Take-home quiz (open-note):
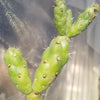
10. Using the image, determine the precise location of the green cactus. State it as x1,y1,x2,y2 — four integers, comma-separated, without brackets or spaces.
67,4,99,37
66,9,73,33
54,0,67,35
32,3,99,95
27,92,43,100
32,36,70,94
4,48,32,94
3,1,100,100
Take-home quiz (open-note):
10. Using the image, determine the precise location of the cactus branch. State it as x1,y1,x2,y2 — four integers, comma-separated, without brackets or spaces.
4,48,32,95
66,9,73,34
54,0,67,35
66,4,99,38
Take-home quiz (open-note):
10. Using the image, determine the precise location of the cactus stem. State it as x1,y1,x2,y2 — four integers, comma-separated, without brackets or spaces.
66,4,99,37
4,48,33,94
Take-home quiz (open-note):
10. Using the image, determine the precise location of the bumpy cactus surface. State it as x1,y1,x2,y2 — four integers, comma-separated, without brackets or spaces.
32,3,99,94
32,36,70,93
66,9,73,33
4,48,32,94
54,0,67,35
66,4,99,37
3,0,99,100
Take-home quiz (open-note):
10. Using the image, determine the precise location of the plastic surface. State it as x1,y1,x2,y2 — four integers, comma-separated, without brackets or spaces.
0,0,100,100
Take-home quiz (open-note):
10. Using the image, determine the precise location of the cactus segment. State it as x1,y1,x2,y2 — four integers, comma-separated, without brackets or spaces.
54,0,67,35
67,4,100,38
27,92,43,100
66,9,73,34
32,36,70,93
4,48,32,94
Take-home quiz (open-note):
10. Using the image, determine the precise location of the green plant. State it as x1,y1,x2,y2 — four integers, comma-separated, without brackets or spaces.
4,0,99,100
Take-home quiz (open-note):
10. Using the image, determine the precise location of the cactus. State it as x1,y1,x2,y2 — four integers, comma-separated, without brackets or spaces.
66,4,99,37
32,3,99,95
4,48,32,94
32,36,70,94
3,1,99,100
27,92,43,100
66,9,73,33
54,0,67,35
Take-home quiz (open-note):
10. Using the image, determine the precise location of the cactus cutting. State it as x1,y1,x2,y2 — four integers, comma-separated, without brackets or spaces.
3,0,99,100
66,9,73,33
32,36,69,93
4,48,32,95
66,4,99,37
54,0,67,35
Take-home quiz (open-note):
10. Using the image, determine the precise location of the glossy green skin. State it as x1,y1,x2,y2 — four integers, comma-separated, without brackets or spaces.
32,36,69,93
27,92,43,100
54,0,67,35
4,48,32,94
66,9,73,33
67,4,99,38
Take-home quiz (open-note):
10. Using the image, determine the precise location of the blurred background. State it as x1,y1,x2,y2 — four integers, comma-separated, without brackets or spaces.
0,0,100,100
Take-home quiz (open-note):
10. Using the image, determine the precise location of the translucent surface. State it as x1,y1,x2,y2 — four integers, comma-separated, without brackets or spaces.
0,0,100,100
